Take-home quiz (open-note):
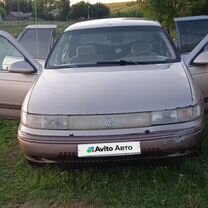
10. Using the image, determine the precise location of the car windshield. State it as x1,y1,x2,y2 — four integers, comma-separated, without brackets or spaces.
46,26,177,68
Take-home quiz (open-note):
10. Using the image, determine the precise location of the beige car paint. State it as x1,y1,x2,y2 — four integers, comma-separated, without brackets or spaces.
26,63,198,115
183,33,208,109
0,31,40,118
16,18,205,164
0,71,36,118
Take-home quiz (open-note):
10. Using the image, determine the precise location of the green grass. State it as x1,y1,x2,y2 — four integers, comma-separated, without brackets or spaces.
106,2,129,13
106,1,141,15
0,119,208,208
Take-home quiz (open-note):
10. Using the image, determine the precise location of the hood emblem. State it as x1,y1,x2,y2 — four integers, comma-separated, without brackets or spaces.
104,118,114,128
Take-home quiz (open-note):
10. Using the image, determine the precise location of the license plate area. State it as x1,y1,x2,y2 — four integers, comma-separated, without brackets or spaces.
78,141,141,158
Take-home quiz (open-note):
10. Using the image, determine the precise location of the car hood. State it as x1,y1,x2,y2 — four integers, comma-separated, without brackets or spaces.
27,63,194,115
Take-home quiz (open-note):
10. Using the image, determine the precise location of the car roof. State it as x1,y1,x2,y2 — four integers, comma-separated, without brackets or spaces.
25,25,57,29
65,18,161,32
174,15,208,22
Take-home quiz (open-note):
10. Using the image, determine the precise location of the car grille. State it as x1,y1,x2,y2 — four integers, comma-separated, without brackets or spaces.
68,112,150,130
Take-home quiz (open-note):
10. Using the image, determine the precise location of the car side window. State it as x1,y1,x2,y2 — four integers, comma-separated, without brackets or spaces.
0,36,24,71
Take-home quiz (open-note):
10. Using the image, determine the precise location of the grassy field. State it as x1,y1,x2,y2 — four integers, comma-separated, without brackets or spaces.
1,119,208,208
106,1,140,15
1,21,208,208
106,2,129,13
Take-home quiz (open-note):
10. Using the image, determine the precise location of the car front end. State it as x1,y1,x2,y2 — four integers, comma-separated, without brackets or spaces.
18,18,205,164
18,104,204,164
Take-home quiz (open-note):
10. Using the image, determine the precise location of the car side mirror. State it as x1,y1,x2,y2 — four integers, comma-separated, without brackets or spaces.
193,51,208,65
9,61,35,73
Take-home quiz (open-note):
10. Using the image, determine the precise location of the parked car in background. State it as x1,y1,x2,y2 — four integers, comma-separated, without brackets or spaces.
15,18,204,165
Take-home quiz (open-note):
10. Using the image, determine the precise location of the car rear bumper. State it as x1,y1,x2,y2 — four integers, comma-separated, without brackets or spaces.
18,118,205,163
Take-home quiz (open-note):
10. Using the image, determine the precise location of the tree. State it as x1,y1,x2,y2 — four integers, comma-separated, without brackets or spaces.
5,0,32,13
70,1,110,19
32,0,45,19
139,0,208,32
57,0,70,21
70,1,90,19
188,0,208,15
32,0,57,20
0,7,6,19
91,3,110,18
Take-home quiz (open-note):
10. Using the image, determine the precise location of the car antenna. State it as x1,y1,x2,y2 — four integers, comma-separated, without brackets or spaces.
34,0,39,59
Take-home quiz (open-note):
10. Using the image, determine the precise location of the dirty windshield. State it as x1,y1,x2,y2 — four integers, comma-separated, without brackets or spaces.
46,26,177,68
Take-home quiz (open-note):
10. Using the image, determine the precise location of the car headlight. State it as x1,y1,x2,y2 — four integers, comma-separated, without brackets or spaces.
21,112,68,129
151,109,178,125
151,103,203,125
21,103,203,130
193,104,203,119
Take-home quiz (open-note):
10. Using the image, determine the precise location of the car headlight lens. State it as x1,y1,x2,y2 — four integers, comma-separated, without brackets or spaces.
151,103,203,125
21,112,68,129
151,110,178,125
177,107,193,122
21,103,203,130
193,104,203,119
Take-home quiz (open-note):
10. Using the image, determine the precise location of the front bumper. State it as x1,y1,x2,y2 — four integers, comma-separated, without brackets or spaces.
18,118,204,163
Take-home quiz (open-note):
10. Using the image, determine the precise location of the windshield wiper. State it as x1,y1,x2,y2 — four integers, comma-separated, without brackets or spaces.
96,59,176,66
47,59,176,69
48,64,79,69
96,60,139,66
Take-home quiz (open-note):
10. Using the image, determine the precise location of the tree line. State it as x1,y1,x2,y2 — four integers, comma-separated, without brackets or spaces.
112,0,208,32
0,0,110,21
0,0,208,30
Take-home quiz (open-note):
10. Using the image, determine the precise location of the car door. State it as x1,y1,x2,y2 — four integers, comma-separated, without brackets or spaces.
184,34,208,109
174,16,208,54
0,30,41,119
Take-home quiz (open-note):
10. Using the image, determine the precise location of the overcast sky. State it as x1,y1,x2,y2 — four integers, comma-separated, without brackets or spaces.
71,0,135,5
